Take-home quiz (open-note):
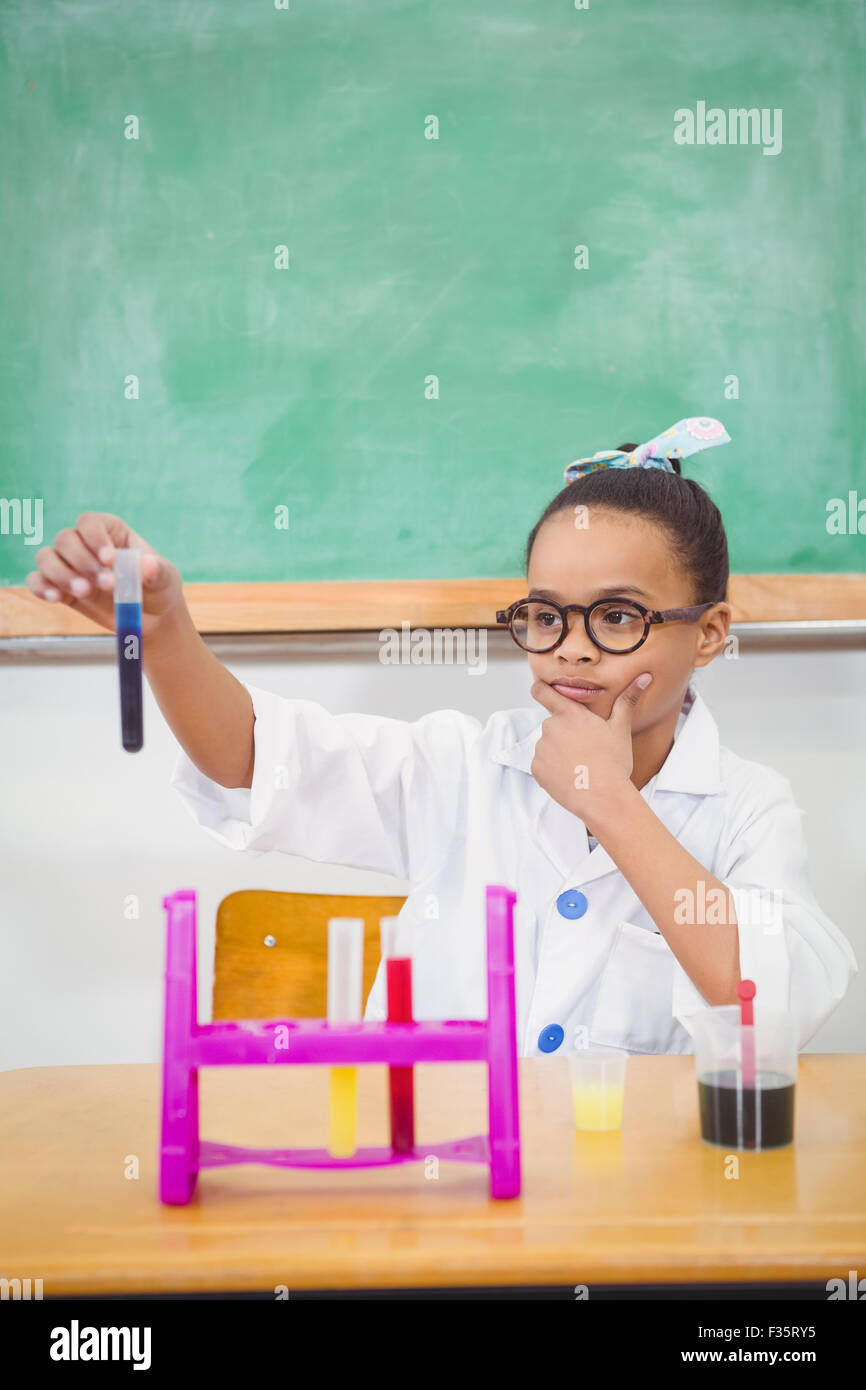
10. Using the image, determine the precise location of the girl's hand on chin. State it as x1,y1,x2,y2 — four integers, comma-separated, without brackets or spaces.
529,674,652,820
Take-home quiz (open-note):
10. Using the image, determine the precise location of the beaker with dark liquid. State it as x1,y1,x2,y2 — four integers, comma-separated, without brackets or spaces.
689,1004,797,1150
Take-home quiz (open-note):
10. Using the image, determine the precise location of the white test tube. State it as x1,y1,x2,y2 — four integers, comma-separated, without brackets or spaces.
379,915,405,962
327,917,364,1156
327,918,364,1024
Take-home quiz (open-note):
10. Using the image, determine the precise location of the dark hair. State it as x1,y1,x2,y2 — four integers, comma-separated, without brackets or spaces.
524,444,729,605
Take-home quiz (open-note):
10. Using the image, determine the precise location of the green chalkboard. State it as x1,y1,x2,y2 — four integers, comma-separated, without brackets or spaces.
2,0,864,587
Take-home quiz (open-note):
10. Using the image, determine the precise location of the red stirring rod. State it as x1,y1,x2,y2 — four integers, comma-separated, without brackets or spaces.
738,978,756,1025
738,978,757,1090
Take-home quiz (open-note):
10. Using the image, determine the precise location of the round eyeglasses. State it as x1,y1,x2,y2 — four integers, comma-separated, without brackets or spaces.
495,596,716,655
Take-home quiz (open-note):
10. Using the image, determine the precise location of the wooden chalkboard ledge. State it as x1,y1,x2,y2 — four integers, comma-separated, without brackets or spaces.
1,574,864,638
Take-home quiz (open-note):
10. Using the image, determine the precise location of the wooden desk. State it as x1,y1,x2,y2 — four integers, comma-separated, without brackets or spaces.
1,1056,863,1296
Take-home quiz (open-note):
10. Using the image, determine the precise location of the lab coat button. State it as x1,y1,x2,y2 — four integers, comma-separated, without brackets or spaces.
537,1024,564,1053
556,889,588,919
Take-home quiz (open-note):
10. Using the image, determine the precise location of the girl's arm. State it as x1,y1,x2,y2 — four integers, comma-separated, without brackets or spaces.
529,674,741,1006
28,512,257,790
144,600,256,790
587,784,741,1005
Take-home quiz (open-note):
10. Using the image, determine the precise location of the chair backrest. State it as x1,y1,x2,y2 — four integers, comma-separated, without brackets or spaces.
212,889,408,1019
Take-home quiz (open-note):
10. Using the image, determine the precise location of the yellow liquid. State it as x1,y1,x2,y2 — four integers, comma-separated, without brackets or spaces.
571,1083,624,1131
329,1067,357,1156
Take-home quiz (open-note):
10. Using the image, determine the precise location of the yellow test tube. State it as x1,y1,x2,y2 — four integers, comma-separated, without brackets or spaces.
327,917,364,1157
567,1047,628,1132
571,1082,625,1131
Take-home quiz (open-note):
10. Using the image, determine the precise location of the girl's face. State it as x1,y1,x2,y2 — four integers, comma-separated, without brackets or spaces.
525,509,730,732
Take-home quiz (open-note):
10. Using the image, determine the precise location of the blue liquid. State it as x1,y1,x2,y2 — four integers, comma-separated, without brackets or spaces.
115,601,143,752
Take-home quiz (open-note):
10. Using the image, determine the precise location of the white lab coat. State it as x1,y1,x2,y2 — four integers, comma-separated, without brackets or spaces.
169,682,857,1056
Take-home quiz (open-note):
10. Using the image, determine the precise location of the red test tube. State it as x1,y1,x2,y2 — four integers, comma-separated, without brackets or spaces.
381,917,415,1153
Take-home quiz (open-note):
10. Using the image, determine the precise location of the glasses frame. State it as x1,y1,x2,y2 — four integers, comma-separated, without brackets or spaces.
495,595,717,655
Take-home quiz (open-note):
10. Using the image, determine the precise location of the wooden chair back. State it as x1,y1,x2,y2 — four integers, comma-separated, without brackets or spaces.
212,889,408,1019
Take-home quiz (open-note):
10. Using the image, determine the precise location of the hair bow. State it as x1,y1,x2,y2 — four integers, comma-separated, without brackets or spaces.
564,416,731,484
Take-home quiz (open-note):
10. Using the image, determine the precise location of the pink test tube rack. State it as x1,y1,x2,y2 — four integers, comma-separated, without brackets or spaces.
159,884,521,1203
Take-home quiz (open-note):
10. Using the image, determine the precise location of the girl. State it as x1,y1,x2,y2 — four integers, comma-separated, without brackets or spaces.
28,417,856,1055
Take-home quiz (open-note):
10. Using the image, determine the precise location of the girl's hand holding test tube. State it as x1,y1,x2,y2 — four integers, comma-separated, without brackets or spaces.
26,512,183,636
26,511,259,791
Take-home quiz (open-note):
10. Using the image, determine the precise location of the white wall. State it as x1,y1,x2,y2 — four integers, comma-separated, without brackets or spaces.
1,631,863,1069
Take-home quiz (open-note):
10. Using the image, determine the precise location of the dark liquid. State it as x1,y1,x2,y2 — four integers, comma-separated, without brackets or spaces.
698,1069,795,1149
116,602,143,752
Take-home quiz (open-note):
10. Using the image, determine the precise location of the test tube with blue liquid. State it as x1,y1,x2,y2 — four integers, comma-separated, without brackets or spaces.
114,548,143,752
